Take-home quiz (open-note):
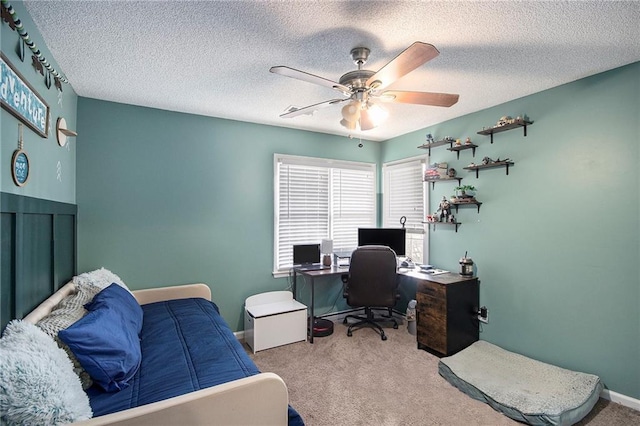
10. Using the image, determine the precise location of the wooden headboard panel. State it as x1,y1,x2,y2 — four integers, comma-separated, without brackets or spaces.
1,193,77,330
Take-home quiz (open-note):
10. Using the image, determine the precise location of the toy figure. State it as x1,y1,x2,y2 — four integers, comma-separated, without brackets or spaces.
437,196,451,221
425,133,434,144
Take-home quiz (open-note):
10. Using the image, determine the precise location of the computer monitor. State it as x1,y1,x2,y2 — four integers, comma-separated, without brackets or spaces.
357,228,406,256
293,244,321,265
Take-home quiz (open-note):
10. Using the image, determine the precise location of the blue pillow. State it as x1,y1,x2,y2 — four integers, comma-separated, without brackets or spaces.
59,283,143,392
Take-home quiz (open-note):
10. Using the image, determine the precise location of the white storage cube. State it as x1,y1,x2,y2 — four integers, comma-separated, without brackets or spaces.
244,291,307,353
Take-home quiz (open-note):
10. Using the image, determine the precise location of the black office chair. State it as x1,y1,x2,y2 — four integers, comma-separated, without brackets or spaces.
342,245,400,341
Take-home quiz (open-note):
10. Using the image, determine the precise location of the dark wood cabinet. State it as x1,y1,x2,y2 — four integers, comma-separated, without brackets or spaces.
416,274,479,357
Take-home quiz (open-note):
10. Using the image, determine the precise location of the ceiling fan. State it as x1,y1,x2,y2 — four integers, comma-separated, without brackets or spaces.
269,42,459,131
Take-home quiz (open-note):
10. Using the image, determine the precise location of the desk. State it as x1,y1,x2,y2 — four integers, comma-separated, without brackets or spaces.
292,265,349,343
294,266,479,350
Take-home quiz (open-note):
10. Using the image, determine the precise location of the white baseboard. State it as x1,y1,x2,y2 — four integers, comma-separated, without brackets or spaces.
234,330,245,343
600,389,640,411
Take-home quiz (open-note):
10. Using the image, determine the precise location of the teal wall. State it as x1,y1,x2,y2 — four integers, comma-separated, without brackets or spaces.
1,0,77,203
382,62,640,399
76,98,377,330
1,0,77,327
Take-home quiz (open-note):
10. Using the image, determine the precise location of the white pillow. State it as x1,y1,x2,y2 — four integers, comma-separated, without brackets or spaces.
0,320,92,425
73,267,132,294
37,283,98,390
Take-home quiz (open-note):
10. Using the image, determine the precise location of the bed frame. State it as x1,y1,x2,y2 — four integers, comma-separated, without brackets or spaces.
24,282,290,426
2,193,290,424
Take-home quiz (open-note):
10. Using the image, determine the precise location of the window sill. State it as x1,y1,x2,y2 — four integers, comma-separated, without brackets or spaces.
272,270,291,279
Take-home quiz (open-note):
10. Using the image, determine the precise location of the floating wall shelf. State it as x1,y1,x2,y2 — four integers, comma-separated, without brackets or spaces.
424,177,462,189
447,143,478,159
417,138,455,155
423,221,461,232
450,199,483,213
477,119,533,143
464,161,515,178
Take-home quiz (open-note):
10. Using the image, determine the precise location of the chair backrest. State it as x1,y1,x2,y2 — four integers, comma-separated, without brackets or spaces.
345,245,398,308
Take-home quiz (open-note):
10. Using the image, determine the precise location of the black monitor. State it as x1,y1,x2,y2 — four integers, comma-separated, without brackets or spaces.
357,228,406,256
293,244,321,265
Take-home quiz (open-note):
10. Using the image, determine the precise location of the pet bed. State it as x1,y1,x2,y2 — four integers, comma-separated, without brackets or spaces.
438,340,603,425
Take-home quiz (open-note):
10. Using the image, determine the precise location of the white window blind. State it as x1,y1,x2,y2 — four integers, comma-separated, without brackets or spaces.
383,157,427,231
274,154,375,274
382,156,428,263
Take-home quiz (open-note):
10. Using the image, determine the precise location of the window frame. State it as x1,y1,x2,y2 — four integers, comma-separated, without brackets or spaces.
273,153,376,277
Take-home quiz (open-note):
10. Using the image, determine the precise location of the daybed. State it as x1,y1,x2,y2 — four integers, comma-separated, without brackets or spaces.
0,270,304,426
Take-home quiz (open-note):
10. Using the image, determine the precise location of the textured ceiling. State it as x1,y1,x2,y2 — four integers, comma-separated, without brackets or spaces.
23,0,640,142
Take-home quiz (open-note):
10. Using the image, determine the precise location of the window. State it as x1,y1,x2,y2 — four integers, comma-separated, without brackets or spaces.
274,154,376,275
382,156,428,263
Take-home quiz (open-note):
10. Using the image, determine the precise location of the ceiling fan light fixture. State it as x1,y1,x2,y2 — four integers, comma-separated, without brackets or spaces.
365,102,388,127
341,100,361,122
340,118,357,130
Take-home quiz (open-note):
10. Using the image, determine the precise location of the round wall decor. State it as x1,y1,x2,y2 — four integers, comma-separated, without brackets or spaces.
56,117,77,147
11,149,30,186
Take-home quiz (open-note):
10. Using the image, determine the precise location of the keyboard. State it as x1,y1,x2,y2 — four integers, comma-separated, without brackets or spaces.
295,264,330,271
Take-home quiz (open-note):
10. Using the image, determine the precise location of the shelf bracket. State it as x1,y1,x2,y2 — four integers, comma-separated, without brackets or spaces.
428,177,462,190
453,203,481,214
455,149,475,160
430,222,460,232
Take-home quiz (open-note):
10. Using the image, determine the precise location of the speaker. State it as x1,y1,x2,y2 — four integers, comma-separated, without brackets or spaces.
321,239,333,254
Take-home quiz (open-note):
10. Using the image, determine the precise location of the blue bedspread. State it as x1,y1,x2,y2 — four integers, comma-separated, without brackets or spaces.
87,298,303,425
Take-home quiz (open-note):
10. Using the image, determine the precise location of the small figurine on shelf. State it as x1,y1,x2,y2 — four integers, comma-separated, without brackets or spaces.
448,168,456,177
465,137,472,145
437,196,451,222
425,133,435,144
494,157,511,163
448,214,455,223
455,139,462,146
482,156,493,165
496,116,514,127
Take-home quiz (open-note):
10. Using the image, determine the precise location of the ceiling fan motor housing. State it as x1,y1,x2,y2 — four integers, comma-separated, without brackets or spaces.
350,47,370,66
339,69,375,91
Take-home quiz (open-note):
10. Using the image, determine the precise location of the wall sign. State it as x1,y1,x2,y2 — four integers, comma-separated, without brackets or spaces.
0,52,49,137
11,149,30,186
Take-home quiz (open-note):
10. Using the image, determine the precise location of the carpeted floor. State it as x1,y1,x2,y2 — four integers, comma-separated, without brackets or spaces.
248,316,640,426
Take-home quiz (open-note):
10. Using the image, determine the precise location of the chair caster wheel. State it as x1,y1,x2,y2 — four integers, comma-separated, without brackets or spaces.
347,330,352,337
381,334,387,341
343,318,348,325
393,323,399,329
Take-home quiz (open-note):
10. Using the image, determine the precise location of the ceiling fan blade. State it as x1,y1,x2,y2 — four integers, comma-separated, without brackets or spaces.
379,90,459,107
366,42,439,91
280,98,346,118
270,66,351,94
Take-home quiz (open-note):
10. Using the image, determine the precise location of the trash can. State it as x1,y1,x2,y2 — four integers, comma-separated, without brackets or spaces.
406,299,417,335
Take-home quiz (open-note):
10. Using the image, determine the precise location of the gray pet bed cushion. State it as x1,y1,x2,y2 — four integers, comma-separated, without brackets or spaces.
439,341,603,426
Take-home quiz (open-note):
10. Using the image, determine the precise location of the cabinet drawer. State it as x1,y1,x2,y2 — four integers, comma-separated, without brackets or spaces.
417,320,446,354
417,293,445,317
417,280,445,299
